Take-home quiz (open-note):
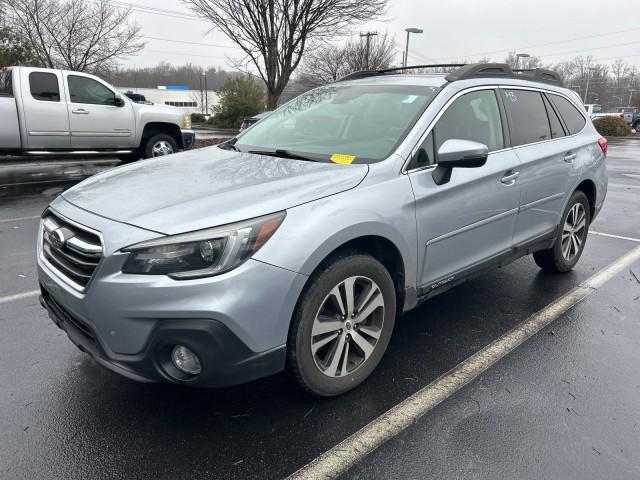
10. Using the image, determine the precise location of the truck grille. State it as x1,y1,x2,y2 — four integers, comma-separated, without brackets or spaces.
41,212,103,290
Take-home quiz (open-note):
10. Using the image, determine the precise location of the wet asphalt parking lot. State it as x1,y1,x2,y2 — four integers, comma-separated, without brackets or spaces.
0,139,639,480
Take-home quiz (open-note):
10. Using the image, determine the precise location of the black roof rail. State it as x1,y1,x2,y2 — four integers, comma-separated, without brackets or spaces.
337,62,564,87
444,63,514,82
445,63,564,86
337,64,466,82
511,68,564,86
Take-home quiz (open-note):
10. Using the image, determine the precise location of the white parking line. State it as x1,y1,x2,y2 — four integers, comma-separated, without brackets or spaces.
0,290,40,305
288,245,640,480
0,215,40,224
590,230,640,243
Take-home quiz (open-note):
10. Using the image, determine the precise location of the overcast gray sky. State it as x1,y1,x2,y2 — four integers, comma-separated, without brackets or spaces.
121,0,640,71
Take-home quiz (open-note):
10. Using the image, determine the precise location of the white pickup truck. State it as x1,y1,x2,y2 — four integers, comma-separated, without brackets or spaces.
584,103,625,122
0,66,194,161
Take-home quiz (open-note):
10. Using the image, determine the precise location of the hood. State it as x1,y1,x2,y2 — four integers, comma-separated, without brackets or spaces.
62,146,369,234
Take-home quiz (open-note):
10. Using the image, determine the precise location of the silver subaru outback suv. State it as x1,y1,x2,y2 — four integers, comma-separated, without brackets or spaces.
38,63,607,396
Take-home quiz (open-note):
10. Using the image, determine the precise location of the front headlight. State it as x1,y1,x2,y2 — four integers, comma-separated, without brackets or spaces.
121,212,285,279
182,112,191,129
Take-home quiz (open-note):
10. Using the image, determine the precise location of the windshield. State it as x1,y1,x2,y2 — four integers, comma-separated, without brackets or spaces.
234,84,440,163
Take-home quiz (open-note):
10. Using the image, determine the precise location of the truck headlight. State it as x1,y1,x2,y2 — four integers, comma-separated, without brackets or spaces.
182,112,192,129
121,212,285,279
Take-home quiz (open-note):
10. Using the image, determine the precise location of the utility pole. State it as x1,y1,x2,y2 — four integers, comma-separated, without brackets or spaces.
199,73,204,115
583,67,597,104
359,31,378,70
203,72,209,115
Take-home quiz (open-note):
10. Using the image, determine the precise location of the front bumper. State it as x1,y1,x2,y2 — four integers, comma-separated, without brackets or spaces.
40,287,286,386
37,198,308,387
181,129,195,150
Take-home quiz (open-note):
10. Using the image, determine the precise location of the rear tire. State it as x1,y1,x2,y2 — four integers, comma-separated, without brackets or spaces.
533,191,590,273
142,133,178,159
287,253,396,397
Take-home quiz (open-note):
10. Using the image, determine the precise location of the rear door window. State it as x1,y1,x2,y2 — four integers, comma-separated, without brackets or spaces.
549,95,587,135
542,95,566,139
503,89,551,146
29,72,60,102
0,70,12,97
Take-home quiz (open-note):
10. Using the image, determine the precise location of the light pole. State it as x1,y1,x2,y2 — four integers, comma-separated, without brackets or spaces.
514,53,530,70
403,28,423,68
628,89,637,107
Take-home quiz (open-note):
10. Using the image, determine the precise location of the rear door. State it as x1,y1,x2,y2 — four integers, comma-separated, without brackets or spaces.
64,73,134,149
409,87,522,289
19,68,71,150
504,88,581,246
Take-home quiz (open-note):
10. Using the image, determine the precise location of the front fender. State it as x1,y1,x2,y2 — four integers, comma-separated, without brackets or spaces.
253,173,418,290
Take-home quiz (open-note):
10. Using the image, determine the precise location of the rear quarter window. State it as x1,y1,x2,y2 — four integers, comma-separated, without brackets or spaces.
29,72,60,102
0,70,12,97
549,95,586,135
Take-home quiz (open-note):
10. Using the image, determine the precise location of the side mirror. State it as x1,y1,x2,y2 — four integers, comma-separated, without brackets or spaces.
114,97,125,107
432,139,488,185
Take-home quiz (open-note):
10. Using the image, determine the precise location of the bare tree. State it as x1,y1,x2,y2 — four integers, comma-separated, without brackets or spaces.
301,33,395,86
611,58,628,87
182,0,388,109
3,0,144,74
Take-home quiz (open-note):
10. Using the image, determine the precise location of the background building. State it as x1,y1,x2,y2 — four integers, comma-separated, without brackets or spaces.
116,86,219,115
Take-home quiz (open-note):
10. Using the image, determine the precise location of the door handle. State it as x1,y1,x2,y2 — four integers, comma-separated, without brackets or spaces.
501,170,520,185
72,109,89,114
564,153,577,163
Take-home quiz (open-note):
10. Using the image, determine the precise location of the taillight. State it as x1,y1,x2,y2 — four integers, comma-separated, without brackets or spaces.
598,137,608,157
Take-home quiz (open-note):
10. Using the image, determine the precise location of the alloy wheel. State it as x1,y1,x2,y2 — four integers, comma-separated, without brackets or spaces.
152,140,174,157
311,276,385,377
561,202,587,261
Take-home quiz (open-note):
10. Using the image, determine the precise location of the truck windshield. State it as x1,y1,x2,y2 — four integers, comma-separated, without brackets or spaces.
234,84,440,163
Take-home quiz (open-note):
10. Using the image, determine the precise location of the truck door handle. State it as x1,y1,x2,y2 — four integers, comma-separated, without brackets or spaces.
501,170,520,185
72,109,89,114
564,153,577,163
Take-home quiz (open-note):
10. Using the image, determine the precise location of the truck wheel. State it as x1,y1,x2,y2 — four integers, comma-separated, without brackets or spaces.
533,191,590,273
287,253,396,396
143,134,178,159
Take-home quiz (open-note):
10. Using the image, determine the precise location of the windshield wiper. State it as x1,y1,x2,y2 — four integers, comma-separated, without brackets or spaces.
248,149,319,162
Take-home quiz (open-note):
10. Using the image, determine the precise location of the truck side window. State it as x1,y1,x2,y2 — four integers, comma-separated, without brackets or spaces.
68,75,117,106
0,70,12,97
29,72,60,102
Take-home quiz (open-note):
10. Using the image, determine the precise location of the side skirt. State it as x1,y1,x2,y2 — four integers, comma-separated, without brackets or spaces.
414,229,556,306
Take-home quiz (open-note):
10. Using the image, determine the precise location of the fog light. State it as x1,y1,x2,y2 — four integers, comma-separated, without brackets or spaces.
171,345,202,375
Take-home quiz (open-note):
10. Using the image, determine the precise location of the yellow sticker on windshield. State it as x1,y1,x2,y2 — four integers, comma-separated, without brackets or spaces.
331,154,356,164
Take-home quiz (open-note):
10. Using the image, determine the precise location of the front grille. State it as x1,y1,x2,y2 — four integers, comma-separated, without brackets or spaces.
41,211,103,290
41,287,97,345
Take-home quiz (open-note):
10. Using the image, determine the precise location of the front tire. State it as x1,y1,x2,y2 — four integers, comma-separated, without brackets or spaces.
287,253,396,396
143,133,178,159
533,191,590,273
